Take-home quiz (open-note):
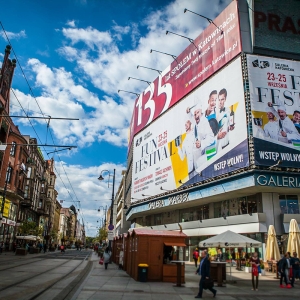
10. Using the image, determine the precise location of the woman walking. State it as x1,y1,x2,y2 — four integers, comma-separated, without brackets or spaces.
103,247,111,270
249,252,260,291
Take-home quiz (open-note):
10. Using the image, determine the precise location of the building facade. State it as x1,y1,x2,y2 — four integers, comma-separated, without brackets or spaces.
124,0,300,261
0,45,61,249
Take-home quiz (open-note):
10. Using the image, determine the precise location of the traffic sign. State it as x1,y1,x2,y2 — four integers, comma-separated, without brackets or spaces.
108,224,114,230
107,230,114,241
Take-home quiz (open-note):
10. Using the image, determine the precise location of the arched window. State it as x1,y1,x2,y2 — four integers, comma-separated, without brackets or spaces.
6,166,13,183
38,199,43,208
10,141,16,156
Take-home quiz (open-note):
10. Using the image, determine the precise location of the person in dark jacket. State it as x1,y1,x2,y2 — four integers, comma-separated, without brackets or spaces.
277,254,289,288
290,252,299,287
195,250,217,298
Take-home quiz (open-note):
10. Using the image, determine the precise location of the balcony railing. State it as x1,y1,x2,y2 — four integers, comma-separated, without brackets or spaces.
20,199,32,207
17,188,25,198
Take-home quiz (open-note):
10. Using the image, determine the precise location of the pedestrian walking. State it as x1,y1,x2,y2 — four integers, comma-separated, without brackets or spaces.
43,243,47,253
285,252,292,288
119,247,124,270
291,252,300,286
277,254,291,288
60,245,65,253
193,248,199,267
249,252,260,291
195,250,217,298
0,241,4,254
216,248,223,262
103,247,111,270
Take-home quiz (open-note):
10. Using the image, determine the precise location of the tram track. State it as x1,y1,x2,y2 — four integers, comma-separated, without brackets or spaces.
30,253,92,300
0,257,45,271
0,251,92,300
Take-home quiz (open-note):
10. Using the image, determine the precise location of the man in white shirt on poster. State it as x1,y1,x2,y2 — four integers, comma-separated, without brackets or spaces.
216,88,230,151
186,103,214,168
268,102,300,143
263,106,280,140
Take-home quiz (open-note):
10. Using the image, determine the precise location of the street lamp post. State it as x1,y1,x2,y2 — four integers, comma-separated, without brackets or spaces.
98,205,108,228
98,169,115,248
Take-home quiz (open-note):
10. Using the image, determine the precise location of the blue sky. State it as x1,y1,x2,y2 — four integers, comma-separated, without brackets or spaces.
0,0,231,236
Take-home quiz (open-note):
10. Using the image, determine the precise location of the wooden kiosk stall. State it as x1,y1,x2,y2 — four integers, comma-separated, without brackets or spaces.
126,228,187,282
112,234,127,269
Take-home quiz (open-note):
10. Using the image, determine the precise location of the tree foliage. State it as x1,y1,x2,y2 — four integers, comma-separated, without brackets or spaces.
98,227,108,242
18,221,43,236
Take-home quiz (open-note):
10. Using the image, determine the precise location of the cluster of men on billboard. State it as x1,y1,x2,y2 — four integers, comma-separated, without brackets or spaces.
249,55,300,166
177,88,234,180
132,57,248,199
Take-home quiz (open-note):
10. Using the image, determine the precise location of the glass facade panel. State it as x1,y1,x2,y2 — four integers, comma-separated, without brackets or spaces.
279,195,299,214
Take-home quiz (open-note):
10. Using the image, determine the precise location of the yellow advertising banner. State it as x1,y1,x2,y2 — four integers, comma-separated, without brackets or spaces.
0,196,11,218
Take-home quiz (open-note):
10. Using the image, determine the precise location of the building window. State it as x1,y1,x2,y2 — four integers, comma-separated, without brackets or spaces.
24,185,29,198
38,200,43,208
10,141,16,156
145,215,152,226
279,195,299,214
6,166,13,183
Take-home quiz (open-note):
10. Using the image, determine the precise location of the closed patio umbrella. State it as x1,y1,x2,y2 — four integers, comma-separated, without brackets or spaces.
264,225,280,261
287,219,300,255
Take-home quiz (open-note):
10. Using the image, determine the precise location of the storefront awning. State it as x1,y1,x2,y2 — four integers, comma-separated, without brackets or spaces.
164,242,186,247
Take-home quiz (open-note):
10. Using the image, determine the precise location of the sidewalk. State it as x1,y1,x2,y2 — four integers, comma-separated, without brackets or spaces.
72,253,300,300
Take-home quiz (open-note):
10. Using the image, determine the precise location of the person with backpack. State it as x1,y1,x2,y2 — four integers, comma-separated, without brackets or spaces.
193,248,199,268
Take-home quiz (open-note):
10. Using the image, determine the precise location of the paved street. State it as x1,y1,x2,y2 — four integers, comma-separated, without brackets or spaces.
0,249,91,300
1,250,299,300
73,252,300,300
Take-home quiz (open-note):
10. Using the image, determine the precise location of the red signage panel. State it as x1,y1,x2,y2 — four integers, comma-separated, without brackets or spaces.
128,1,242,150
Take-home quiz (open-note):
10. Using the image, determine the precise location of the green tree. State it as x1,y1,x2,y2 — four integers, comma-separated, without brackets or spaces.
98,227,108,242
18,221,43,236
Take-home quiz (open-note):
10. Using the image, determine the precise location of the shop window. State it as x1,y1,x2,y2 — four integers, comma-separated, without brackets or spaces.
10,141,16,156
247,195,258,214
154,213,162,225
180,206,209,221
145,215,151,226
279,195,299,214
180,208,193,222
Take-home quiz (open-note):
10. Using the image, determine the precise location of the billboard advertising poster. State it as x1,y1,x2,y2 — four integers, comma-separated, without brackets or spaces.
128,1,241,151
253,0,300,56
132,56,248,202
247,54,300,168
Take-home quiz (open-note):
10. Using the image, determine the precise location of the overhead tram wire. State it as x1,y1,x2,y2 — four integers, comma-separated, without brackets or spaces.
11,90,84,222
1,22,86,223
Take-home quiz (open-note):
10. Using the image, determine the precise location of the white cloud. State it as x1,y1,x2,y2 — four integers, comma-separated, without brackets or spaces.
66,20,76,27
62,26,112,49
9,0,231,237
53,161,126,236
0,30,26,40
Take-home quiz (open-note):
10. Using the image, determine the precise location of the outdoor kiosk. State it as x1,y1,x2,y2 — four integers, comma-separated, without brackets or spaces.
126,228,187,282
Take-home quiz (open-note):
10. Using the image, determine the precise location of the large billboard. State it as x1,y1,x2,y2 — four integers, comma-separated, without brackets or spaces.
132,57,248,202
128,1,242,149
252,0,300,56
248,54,300,168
